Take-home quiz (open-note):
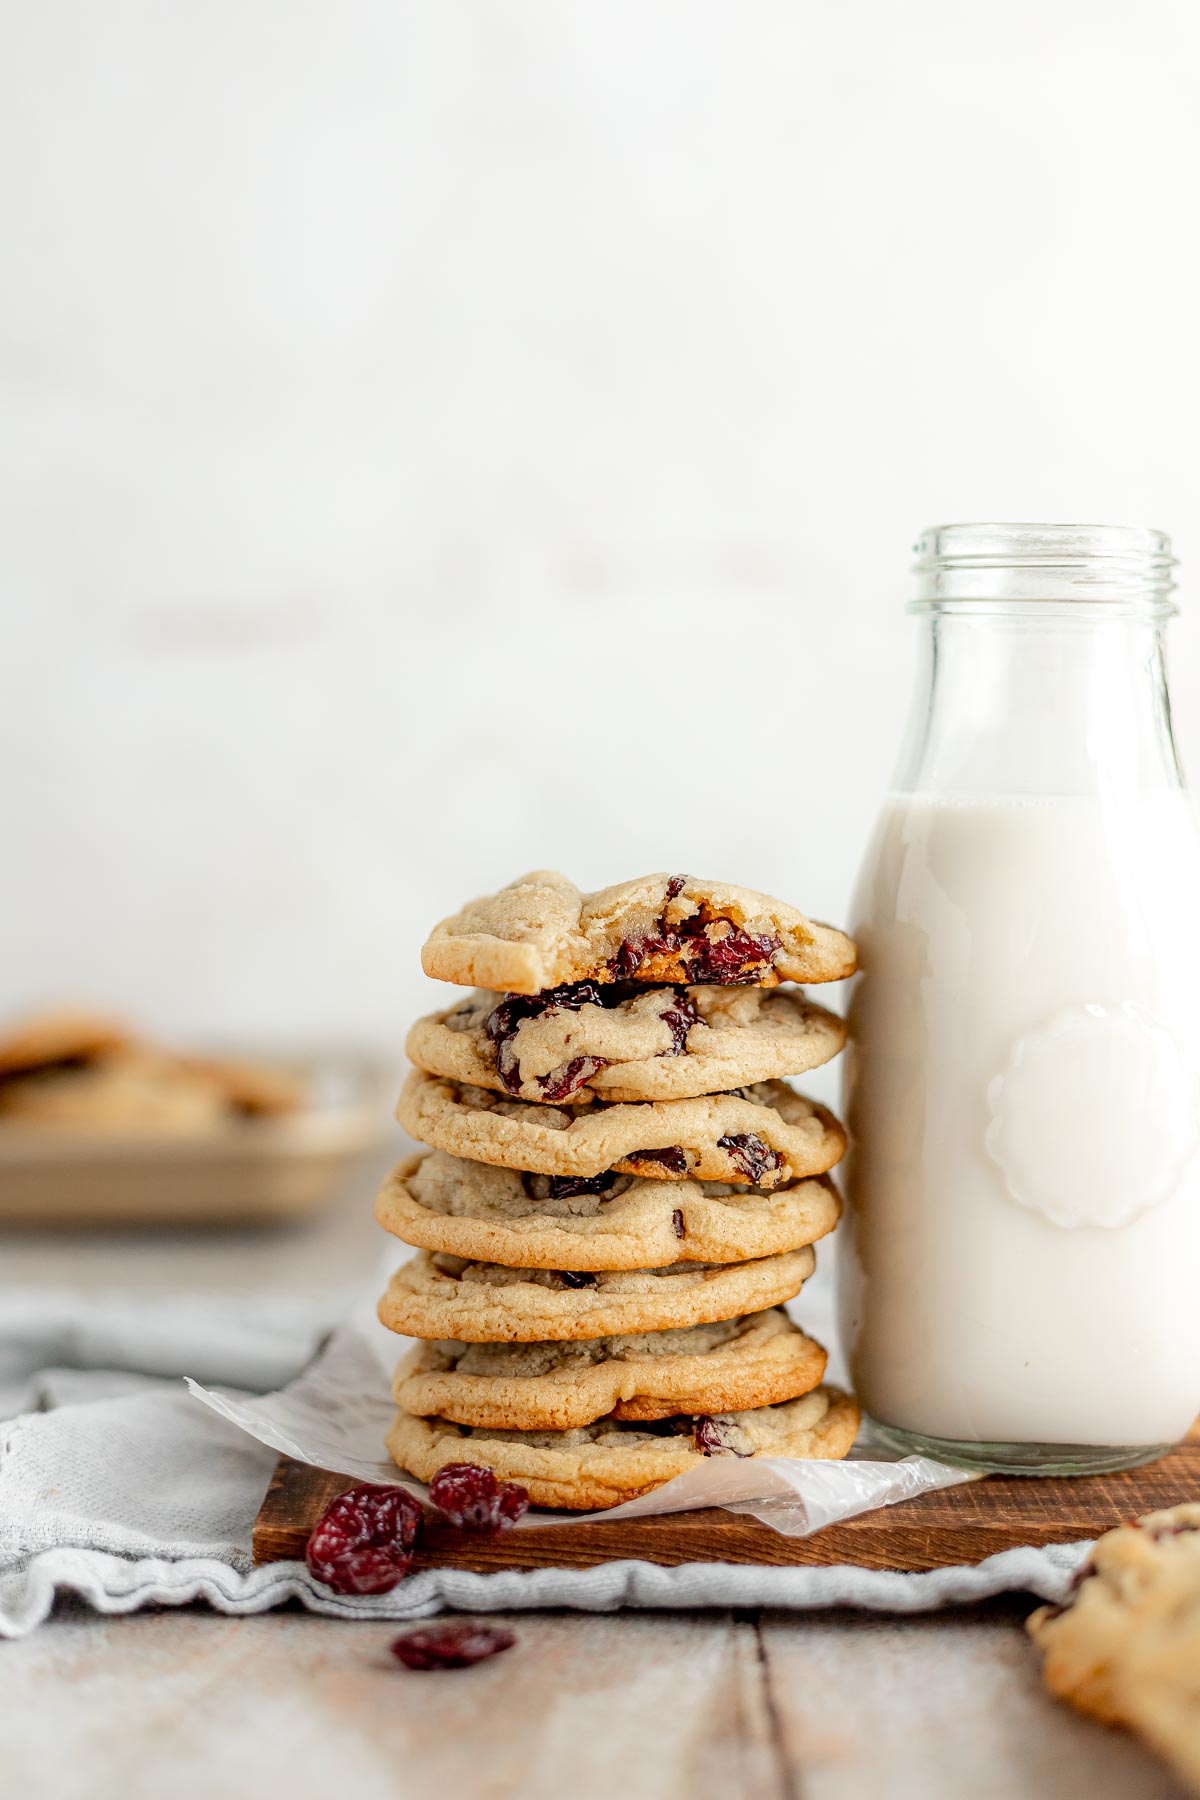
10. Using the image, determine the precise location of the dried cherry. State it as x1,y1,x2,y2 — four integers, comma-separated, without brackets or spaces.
391,1621,516,1669
486,982,607,1096
694,1416,753,1458
428,1462,530,1533
305,1482,423,1595
545,1172,616,1199
659,991,698,1055
718,1132,784,1184
634,1146,689,1176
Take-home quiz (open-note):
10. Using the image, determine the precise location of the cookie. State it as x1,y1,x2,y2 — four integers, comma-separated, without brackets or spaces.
422,871,857,994
0,1050,232,1134
1028,1505,1200,1726
395,1073,844,1188
1117,1559,1200,1795
0,1009,130,1078
177,1053,305,1117
387,1385,861,1509
407,983,845,1106
377,1245,815,1341
375,1151,841,1270
392,1308,828,1431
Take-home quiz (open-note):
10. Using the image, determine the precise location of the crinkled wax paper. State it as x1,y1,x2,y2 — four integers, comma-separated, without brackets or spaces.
189,1245,974,1536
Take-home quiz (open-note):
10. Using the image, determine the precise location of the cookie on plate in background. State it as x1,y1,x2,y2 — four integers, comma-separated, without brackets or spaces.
0,1007,305,1134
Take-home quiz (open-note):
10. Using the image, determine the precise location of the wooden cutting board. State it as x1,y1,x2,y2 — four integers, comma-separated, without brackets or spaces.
254,1431,1200,1574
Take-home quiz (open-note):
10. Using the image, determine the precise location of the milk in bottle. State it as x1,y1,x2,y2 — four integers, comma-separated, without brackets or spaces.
838,525,1200,1473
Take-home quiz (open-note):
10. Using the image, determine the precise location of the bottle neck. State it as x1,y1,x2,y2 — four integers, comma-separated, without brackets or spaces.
895,610,1184,798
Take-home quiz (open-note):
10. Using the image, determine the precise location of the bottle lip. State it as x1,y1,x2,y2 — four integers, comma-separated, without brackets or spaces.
911,522,1177,615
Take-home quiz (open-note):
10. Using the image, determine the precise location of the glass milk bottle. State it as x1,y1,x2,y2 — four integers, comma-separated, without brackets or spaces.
839,524,1200,1474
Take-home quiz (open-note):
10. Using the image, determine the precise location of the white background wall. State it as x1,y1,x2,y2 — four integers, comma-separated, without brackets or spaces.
4,0,1200,1054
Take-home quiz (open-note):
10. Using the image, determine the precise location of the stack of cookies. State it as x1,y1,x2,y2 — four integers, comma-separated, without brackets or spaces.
377,871,861,1511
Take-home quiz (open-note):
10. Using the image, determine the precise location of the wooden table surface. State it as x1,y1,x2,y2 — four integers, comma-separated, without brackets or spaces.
2,1175,1188,1800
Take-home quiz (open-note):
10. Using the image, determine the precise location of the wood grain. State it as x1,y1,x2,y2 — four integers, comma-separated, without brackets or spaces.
758,1607,1188,1800
5,1605,1186,1800
254,1436,1200,1573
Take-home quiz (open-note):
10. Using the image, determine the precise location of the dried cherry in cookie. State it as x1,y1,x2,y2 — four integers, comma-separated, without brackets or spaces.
718,1132,785,1185
611,878,783,986
305,1482,423,1594
536,1055,609,1103
658,990,699,1056
633,1146,690,1176
543,1172,616,1199
485,982,609,1100
693,1416,753,1457
678,920,782,984
643,1414,701,1438
508,982,697,1067
608,876,690,980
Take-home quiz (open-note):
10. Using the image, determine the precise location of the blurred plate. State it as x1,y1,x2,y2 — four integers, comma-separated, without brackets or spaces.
0,1051,392,1227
